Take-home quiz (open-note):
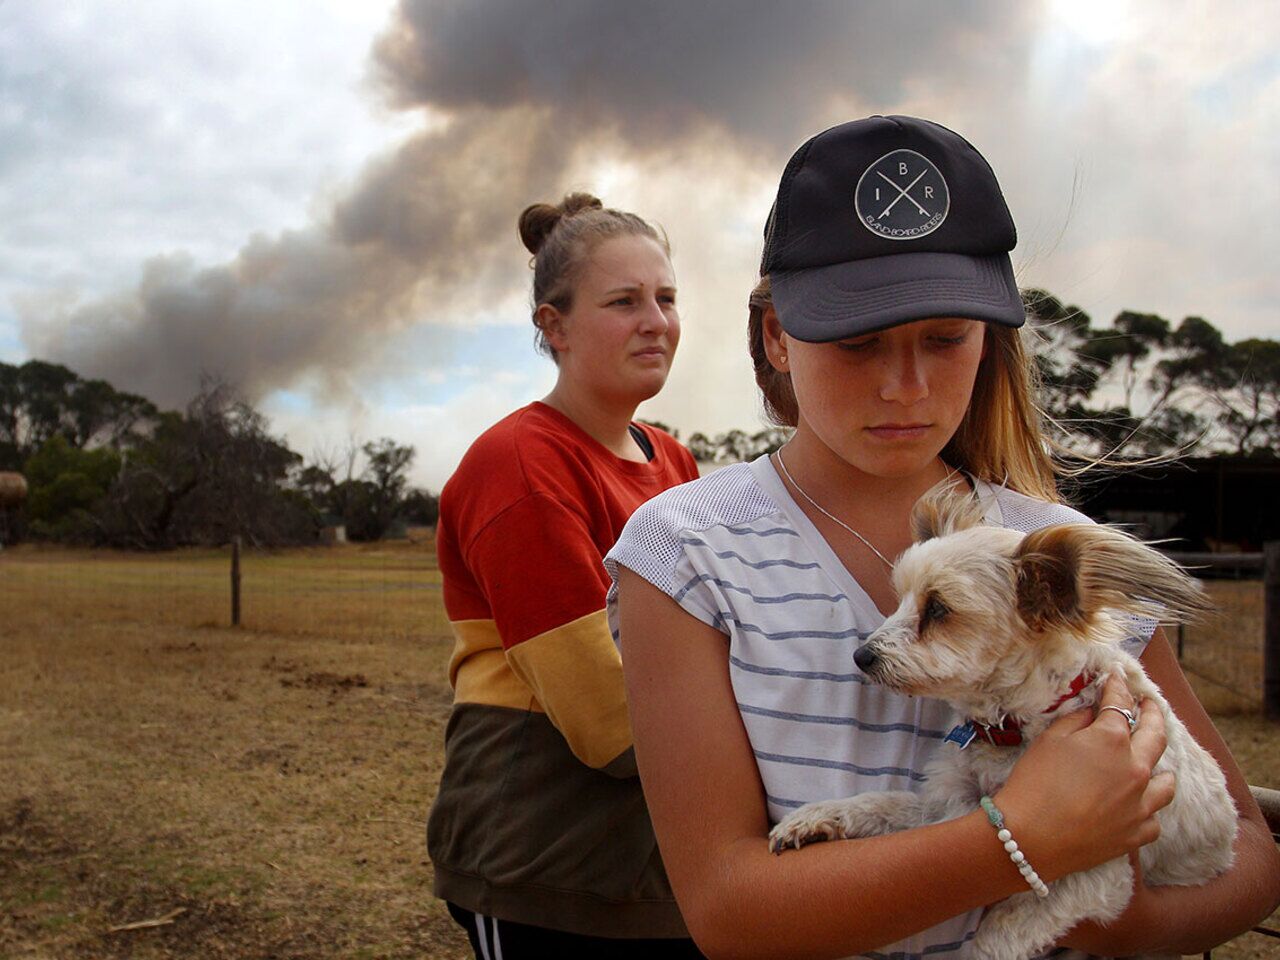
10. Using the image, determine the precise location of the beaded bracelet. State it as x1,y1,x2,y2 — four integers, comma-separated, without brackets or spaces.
979,796,1049,899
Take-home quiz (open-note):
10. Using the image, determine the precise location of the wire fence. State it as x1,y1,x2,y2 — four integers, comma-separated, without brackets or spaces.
1175,580,1267,710
1,541,1273,714
1167,553,1272,713
0,539,451,644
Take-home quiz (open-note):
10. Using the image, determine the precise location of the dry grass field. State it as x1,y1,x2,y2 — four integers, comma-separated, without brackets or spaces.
1,542,1277,959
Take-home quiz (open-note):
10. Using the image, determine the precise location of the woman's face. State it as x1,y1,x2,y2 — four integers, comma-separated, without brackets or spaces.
542,234,680,406
768,310,986,479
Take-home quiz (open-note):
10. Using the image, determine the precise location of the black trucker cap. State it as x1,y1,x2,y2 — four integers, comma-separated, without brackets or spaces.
762,115,1025,342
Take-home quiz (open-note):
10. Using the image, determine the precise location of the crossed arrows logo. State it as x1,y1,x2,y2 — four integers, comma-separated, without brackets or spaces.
876,168,930,220
854,149,950,241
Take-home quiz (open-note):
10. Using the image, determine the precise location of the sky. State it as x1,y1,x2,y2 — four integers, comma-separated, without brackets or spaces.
2,0,1278,491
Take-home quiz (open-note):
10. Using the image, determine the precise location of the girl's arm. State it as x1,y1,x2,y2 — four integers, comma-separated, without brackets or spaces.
1059,627,1280,955
463,493,638,775
617,568,1174,960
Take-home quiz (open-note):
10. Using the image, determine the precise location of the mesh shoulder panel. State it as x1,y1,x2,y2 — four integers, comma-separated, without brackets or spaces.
605,463,777,597
993,487,1091,534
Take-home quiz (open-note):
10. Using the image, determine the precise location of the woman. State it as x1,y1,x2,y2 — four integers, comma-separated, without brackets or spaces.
606,117,1280,959
427,193,704,958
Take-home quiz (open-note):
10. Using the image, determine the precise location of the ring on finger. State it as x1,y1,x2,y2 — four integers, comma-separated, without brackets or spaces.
1099,704,1138,733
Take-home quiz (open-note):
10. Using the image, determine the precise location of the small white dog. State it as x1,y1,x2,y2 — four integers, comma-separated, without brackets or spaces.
768,488,1237,960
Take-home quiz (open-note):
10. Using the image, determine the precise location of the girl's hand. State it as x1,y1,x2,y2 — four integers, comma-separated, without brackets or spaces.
993,671,1175,881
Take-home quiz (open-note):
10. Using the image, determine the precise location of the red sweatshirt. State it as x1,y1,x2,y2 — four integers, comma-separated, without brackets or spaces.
428,401,699,937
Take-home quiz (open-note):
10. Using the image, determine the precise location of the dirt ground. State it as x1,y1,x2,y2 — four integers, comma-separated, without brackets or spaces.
1,543,1277,959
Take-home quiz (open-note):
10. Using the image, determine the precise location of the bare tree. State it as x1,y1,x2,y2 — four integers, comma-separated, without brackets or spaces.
96,377,308,548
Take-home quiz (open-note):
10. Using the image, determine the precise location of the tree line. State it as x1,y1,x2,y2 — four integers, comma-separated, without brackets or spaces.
1,289,1276,548
679,290,1279,465
0,364,436,548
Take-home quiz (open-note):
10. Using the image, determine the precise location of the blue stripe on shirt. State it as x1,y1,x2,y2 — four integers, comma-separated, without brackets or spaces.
754,749,928,782
678,537,824,571
730,654,867,683
674,572,849,606
739,702,949,738
720,524,803,538
863,928,977,960
714,613,868,641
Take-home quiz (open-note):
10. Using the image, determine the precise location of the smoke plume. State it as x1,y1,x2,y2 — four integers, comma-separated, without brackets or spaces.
24,0,1033,408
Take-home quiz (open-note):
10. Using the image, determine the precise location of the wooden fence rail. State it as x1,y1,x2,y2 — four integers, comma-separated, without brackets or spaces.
1255,785,1280,838
1237,786,1280,947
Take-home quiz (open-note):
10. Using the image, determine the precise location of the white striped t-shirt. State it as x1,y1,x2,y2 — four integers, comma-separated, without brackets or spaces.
605,454,1155,960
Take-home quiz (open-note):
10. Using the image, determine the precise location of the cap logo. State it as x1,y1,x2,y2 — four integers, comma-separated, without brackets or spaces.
854,149,949,241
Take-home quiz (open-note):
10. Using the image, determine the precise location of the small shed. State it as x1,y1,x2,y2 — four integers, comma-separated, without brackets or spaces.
0,472,26,507
0,471,28,546
1072,456,1280,551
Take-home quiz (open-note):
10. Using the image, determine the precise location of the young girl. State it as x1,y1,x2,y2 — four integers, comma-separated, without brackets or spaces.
428,194,704,957
606,117,1280,959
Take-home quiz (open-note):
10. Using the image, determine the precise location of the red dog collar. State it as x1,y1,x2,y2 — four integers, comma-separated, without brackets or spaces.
947,672,1095,749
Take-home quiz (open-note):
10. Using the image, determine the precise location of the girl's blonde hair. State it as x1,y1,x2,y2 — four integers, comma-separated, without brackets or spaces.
747,275,1062,503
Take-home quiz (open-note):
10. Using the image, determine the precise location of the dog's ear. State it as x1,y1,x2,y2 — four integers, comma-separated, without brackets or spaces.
911,480,986,543
1013,525,1085,632
1015,523,1211,632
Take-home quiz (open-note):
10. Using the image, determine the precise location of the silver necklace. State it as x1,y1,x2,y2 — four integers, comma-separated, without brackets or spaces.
773,448,894,571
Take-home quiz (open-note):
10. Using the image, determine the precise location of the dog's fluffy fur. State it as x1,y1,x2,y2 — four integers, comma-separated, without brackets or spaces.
768,487,1237,960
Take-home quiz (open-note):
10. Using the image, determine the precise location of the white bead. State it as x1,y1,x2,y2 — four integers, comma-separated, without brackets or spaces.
986,817,1049,898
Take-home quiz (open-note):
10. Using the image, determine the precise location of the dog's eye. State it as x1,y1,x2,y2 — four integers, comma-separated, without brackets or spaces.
923,596,949,625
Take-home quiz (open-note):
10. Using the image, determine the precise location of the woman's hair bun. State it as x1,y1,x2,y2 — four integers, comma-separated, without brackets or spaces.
518,192,604,255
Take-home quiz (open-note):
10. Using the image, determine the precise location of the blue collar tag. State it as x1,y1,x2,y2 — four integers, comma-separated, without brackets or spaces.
945,722,977,749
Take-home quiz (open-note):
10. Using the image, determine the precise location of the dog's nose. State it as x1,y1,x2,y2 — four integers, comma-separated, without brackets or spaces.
853,644,878,674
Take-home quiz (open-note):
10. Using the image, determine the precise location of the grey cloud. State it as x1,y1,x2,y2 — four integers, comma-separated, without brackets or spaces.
24,0,1041,408
375,0,1034,149
28,239,416,408
25,111,568,407
331,108,566,270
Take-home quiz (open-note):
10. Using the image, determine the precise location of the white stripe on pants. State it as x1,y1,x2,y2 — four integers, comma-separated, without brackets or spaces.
474,913,504,960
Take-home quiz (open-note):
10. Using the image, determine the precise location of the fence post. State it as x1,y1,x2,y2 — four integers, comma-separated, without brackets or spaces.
231,535,242,628
1265,542,1279,721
